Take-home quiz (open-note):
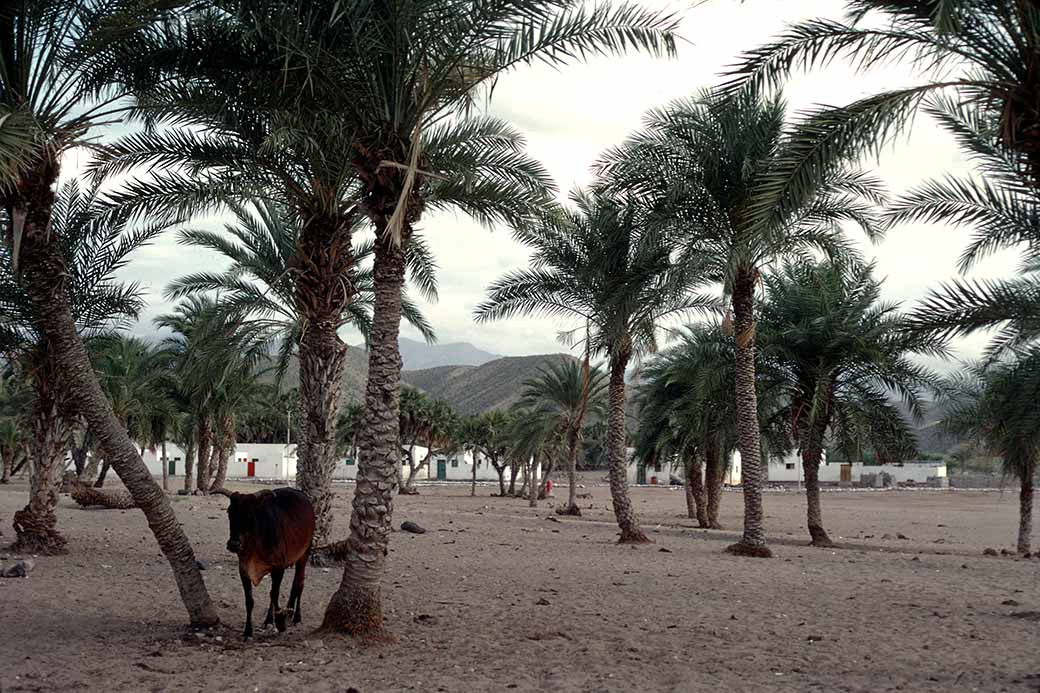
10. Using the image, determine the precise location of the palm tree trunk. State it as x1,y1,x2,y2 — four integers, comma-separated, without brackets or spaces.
471,452,478,497
606,352,650,543
212,415,233,490
495,463,506,496
294,214,353,546
561,427,582,516
705,441,723,529
71,428,90,478
726,271,771,557
12,366,69,555
1018,464,1034,556
802,446,833,547
321,228,407,636
196,420,211,494
81,454,99,485
528,454,538,508
538,457,556,499
1,448,12,483
183,443,195,493
684,455,708,527
94,460,111,487
13,180,218,625
161,440,169,492
508,462,519,496
207,444,221,487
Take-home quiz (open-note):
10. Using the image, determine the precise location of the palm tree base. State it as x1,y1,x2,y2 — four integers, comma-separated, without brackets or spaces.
320,583,390,641
308,540,350,567
556,504,582,517
11,507,67,556
398,486,421,496
708,522,723,530
618,530,654,544
724,541,772,558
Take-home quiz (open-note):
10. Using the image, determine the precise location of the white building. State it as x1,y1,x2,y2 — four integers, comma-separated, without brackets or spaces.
625,446,946,487
141,443,297,480
133,441,542,487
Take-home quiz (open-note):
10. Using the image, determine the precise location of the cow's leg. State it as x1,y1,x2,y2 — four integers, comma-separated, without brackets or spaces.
239,566,254,640
268,568,286,631
288,554,307,625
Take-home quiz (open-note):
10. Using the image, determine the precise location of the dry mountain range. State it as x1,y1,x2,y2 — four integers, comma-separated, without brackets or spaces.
286,337,577,415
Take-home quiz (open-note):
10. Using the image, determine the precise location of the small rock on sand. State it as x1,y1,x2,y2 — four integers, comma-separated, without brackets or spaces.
401,521,426,534
1,559,34,578
983,548,998,556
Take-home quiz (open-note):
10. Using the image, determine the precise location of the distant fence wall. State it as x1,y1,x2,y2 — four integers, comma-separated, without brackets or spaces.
948,474,1012,489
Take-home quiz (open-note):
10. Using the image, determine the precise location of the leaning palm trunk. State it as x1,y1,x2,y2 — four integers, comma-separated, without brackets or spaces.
14,180,218,625
606,352,650,543
705,441,724,529
560,428,582,516
726,272,771,557
321,229,407,636
684,456,707,527
295,215,353,545
1,448,13,483
12,368,70,554
71,482,136,510
1019,464,1034,556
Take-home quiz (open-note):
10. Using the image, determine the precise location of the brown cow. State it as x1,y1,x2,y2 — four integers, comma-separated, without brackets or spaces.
211,487,315,639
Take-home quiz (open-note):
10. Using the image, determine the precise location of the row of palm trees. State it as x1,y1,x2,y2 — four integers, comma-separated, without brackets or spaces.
2,0,1039,635
478,1,1040,557
1,0,678,631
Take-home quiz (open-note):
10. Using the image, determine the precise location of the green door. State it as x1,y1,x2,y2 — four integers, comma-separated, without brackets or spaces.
436,460,447,480
636,464,646,485
168,458,176,476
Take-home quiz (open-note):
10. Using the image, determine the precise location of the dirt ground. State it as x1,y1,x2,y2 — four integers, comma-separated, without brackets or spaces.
1,475,1038,692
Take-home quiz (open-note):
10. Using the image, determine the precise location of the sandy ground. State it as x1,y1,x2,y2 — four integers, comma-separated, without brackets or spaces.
1,475,1038,692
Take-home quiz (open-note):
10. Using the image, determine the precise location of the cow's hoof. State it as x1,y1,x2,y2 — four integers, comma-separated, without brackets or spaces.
275,611,288,632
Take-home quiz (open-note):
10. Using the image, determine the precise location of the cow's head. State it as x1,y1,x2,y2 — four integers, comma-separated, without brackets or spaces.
211,488,259,554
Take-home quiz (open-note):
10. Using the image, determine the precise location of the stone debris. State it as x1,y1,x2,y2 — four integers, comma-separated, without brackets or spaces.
1,559,34,578
401,521,426,534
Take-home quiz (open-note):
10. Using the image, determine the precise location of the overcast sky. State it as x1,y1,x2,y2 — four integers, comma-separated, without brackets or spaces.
99,0,1014,365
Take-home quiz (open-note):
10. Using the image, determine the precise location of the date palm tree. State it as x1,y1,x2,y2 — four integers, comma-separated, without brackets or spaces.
636,323,790,529
101,0,679,635
167,198,438,379
722,0,1040,226
0,0,217,624
944,351,1040,555
91,336,175,487
2,180,167,554
758,259,941,546
517,360,607,515
883,97,1040,358
157,296,272,493
477,191,715,542
598,89,884,556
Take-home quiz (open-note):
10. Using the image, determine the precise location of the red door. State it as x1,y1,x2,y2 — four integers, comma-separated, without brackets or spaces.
247,461,256,477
